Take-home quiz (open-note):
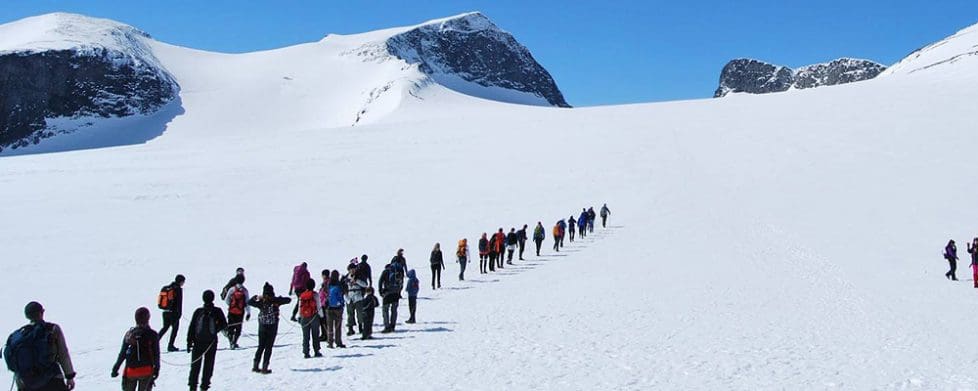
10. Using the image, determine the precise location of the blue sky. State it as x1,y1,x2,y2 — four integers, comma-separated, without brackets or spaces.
3,1,977,106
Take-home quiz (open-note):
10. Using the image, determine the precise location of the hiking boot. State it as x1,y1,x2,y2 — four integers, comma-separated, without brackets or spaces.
304,353,311,359
314,352,323,357
261,369,272,374
167,345,180,352
347,327,356,336
406,318,416,324
327,343,334,349
337,343,347,348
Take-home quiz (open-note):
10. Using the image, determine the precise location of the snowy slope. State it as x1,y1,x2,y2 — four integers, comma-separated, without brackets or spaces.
883,22,978,76
3,16,978,391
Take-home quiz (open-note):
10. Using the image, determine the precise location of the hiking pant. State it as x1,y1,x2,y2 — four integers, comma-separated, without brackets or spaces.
518,241,526,259
21,377,68,391
226,313,243,347
122,375,154,391
507,248,515,263
553,236,560,251
579,226,586,238
360,310,375,339
254,325,278,371
188,340,217,390
458,257,467,280
431,264,442,288
346,302,358,331
972,264,978,288
326,308,344,346
569,228,575,242
352,301,365,333
159,311,180,349
301,314,321,355
382,295,399,329
408,297,417,321
480,255,487,273
589,221,594,232
559,234,565,247
947,259,958,280
602,216,607,227
291,292,302,320
534,239,543,256
488,254,496,271
319,312,329,340
498,252,505,268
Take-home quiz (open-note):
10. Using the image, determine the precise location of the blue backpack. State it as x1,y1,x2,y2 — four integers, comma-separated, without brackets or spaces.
3,323,55,388
328,285,345,308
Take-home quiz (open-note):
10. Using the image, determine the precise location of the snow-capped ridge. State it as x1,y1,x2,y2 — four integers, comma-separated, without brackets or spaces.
883,21,978,76
0,12,151,55
714,57,885,97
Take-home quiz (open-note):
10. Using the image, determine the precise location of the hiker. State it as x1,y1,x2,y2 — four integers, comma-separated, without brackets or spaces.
298,279,323,358
358,287,380,340
248,283,291,374
945,239,959,281
356,254,373,287
5,302,76,391
568,215,577,242
478,233,490,273
406,270,420,324
219,267,245,300
552,222,562,252
378,264,402,333
318,269,331,341
344,257,363,335
969,238,978,288
187,290,227,391
493,229,507,269
430,243,444,289
325,271,347,348
289,262,311,321
517,225,528,260
346,263,368,336
158,274,185,352
578,209,589,238
588,207,597,233
533,222,545,256
111,307,159,391
457,238,470,280
223,275,250,350
505,228,518,264
557,219,567,247
487,234,498,272
600,204,611,227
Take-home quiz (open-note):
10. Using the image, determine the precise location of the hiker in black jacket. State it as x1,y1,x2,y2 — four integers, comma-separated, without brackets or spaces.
430,243,444,289
187,290,227,391
516,225,528,260
248,283,291,374
358,287,380,340
219,267,245,300
111,307,160,391
159,274,185,352
378,264,401,333
505,228,518,264
356,254,373,287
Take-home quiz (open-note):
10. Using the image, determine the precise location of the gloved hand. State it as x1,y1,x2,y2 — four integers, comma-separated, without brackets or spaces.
66,379,75,390
111,370,119,378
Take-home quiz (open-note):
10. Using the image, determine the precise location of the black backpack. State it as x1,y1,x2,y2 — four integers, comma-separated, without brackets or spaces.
125,327,156,368
194,310,217,342
3,323,55,389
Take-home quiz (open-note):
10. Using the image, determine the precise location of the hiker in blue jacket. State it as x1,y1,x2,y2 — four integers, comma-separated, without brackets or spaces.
578,209,589,238
405,269,420,324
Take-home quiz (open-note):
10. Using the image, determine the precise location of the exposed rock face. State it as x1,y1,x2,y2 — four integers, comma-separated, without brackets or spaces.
385,12,570,107
0,13,178,152
714,58,885,97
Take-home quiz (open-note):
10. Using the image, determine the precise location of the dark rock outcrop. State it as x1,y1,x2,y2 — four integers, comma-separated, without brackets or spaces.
0,49,178,151
714,58,885,97
385,12,570,107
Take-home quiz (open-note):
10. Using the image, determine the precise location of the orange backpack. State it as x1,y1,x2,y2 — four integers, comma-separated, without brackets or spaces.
456,240,467,257
299,290,317,318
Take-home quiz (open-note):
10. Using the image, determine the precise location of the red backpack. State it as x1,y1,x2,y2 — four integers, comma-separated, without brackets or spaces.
299,290,317,318
157,285,174,310
228,288,246,315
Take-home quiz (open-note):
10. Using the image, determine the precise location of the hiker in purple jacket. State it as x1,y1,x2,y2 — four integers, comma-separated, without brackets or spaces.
289,262,311,321
944,240,959,281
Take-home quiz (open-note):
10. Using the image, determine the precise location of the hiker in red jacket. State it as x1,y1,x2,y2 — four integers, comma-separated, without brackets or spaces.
492,229,506,269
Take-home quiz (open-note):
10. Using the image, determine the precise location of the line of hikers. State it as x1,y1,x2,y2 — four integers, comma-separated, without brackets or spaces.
942,238,978,287
3,203,612,391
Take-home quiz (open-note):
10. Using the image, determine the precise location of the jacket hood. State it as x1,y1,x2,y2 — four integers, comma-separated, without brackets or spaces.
407,270,416,279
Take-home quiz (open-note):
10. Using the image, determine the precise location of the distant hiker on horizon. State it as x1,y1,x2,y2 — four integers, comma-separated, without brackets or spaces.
186,290,227,391
289,262,311,322
968,238,978,288
517,225,528,260
111,307,159,391
600,204,611,228
478,233,490,274
944,239,959,281
533,222,545,256
430,243,444,288
223,275,250,350
568,215,577,242
158,274,185,353
456,239,469,281
248,283,291,374
220,267,245,301
6,301,76,391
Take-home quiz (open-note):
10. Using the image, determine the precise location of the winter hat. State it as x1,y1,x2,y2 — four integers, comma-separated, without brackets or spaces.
175,274,186,284
135,307,151,325
202,290,215,303
263,282,274,296
236,267,245,274
24,301,43,320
